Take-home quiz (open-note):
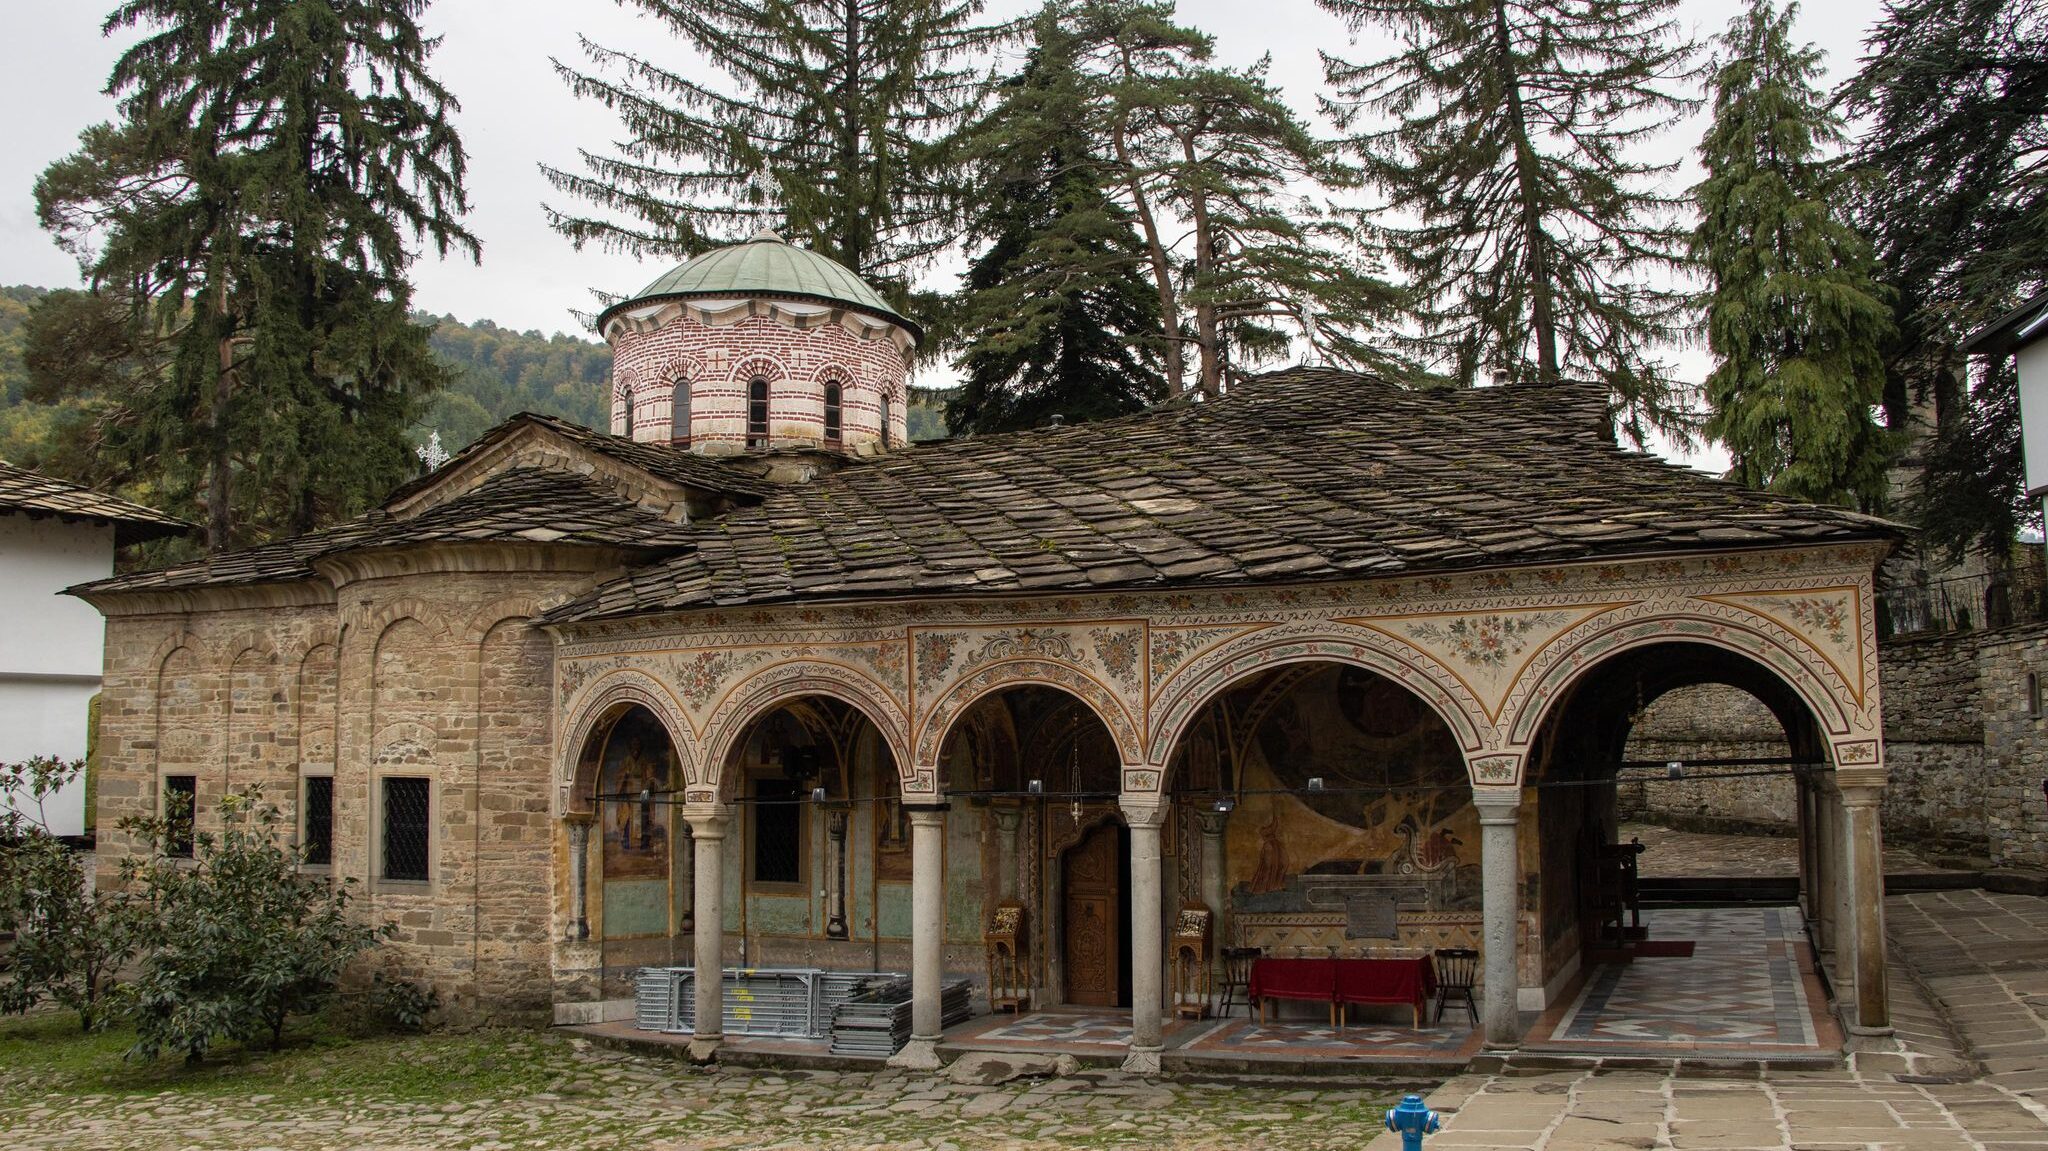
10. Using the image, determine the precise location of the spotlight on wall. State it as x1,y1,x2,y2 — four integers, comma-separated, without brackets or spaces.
1027,779,1043,795
1214,798,1235,814
812,787,828,804
1306,777,1325,793
1667,761,1685,780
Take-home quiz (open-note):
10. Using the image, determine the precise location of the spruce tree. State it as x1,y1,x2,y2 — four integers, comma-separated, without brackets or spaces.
34,0,474,551
1692,0,1892,508
1838,0,2048,557
946,11,1166,434
1320,0,1699,443
544,0,1015,297
1065,0,1402,396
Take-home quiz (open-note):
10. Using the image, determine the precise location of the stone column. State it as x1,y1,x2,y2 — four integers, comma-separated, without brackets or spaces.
1474,789,1522,1049
1195,807,1230,936
1122,794,1168,1075
683,805,731,1062
825,805,850,940
1813,775,1848,985
1839,774,1892,1034
1794,777,1815,926
889,805,948,1069
990,805,1024,902
565,815,593,940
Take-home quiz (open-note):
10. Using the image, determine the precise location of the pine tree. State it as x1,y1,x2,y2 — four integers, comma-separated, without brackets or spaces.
544,0,1016,297
34,0,474,551
946,11,1166,434
1692,0,1892,508
1065,0,1402,396
1838,0,2048,557
1320,0,1699,443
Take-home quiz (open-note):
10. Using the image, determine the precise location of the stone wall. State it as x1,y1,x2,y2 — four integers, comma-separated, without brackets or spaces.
1621,623,2048,870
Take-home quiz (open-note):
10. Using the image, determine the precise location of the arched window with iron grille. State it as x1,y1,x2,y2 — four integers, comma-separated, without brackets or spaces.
824,382,843,444
880,391,893,448
747,377,770,447
670,379,690,443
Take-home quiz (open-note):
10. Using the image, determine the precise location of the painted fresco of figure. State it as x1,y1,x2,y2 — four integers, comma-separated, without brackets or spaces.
600,709,673,881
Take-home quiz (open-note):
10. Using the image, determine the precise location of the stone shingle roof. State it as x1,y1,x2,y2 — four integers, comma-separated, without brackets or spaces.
0,460,193,545
74,468,688,594
545,369,1899,622
596,230,921,341
380,412,779,507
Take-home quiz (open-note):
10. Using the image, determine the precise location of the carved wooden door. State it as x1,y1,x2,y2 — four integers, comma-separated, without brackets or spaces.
1063,822,1122,1007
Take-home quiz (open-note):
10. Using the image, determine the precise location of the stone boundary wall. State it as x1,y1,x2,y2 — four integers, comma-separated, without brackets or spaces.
1622,623,2048,869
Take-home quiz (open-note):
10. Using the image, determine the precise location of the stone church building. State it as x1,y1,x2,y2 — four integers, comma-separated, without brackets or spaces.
78,230,1900,1069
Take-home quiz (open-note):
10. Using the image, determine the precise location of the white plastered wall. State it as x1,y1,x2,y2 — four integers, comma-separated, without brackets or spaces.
0,512,115,837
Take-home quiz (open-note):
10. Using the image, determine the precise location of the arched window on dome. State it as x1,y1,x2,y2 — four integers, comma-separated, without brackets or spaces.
670,379,690,443
880,392,894,449
747,377,770,448
619,388,635,437
823,382,843,444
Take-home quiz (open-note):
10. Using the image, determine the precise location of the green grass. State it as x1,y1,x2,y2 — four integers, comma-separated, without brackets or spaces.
0,1011,561,1106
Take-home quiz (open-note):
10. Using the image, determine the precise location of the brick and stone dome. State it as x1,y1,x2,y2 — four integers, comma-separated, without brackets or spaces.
598,230,917,456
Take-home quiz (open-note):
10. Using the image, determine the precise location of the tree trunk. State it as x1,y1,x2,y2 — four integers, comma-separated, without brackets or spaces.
1491,0,1559,384
1183,130,1222,396
838,0,865,275
1109,55,1184,393
209,287,235,553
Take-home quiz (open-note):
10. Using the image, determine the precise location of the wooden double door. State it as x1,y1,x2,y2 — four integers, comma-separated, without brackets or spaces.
1061,820,1132,1008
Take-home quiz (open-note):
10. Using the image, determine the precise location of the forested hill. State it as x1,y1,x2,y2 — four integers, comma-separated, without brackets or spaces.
0,289,950,470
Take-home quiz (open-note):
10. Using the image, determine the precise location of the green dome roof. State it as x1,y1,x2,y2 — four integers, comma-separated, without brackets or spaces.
599,229,919,341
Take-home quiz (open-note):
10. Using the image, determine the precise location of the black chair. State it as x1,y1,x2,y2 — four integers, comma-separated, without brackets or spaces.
1431,947,1479,1026
1217,946,1263,1016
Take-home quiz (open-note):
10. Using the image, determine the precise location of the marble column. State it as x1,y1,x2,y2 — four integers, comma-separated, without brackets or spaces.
1474,789,1522,1049
565,815,592,940
1839,774,1892,1034
677,820,696,934
1816,776,1851,987
889,805,948,1069
1122,794,1168,1075
1195,807,1229,938
990,805,1024,903
683,805,731,1062
825,805,850,940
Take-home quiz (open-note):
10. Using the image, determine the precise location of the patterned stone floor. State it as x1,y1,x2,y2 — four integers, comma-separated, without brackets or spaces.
1526,906,1840,1057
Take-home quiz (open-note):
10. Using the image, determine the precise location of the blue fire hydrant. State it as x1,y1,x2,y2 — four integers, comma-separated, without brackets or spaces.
1385,1094,1441,1149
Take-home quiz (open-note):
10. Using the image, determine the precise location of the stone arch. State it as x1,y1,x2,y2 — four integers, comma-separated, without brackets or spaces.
221,629,278,669
700,661,910,801
456,596,548,646
146,630,210,680
280,625,339,670
916,659,1144,792
1502,602,1859,753
559,669,696,815
1149,627,1488,790
360,599,450,645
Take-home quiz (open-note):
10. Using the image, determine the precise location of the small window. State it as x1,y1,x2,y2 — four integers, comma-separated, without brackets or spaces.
823,383,843,443
303,775,334,866
382,776,431,882
747,378,770,447
164,774,196,858
670,380,690,442
751,776,804,886
618,387,636,437
2029,672,2042,719
880,393,893,448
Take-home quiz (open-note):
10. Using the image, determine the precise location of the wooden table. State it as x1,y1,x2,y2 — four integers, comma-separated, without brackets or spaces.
1248,956,1437,1028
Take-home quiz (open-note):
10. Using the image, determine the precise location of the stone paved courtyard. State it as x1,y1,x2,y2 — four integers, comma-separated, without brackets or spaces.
5,888,2046,1150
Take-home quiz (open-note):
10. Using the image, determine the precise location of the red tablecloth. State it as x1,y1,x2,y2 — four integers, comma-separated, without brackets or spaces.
1249,956,1436,1020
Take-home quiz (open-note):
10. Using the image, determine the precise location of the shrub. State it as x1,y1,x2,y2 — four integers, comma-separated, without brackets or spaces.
117,788,387,1062
331,973,442,1037
0,758,133,1029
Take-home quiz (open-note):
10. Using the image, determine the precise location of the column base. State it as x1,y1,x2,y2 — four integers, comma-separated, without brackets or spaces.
1846,1022,1895,1038
687,1036,723,1063
888,1037,944,1070
1121,1045,1163,1076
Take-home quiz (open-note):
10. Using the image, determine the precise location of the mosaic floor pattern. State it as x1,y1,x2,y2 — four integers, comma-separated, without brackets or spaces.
1528,905,1835,1054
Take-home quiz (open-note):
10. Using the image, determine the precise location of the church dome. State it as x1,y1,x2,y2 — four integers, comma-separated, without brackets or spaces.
597,229,920,343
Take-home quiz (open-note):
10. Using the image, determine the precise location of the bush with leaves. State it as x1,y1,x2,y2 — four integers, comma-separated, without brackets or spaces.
117,788,387,1062
0,757,133,1029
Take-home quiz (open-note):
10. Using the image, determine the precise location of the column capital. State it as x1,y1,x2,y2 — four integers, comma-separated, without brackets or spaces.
1835,768,1887,796
905,806,947,828
1194,807,1230,837
988,803,1024,833
682,803,733,839
1120,795,1169,829
1471,787,1521,822
562,810,595,828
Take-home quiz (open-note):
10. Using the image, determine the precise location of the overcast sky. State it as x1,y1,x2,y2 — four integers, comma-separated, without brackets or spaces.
0,0,1891,466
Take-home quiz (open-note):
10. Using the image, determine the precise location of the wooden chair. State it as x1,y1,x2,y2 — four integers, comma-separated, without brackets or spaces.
1431,948,1479,1027
1217,946,1263,1017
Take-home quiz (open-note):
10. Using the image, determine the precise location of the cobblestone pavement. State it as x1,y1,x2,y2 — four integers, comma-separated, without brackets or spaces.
1889,889,2048,1103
